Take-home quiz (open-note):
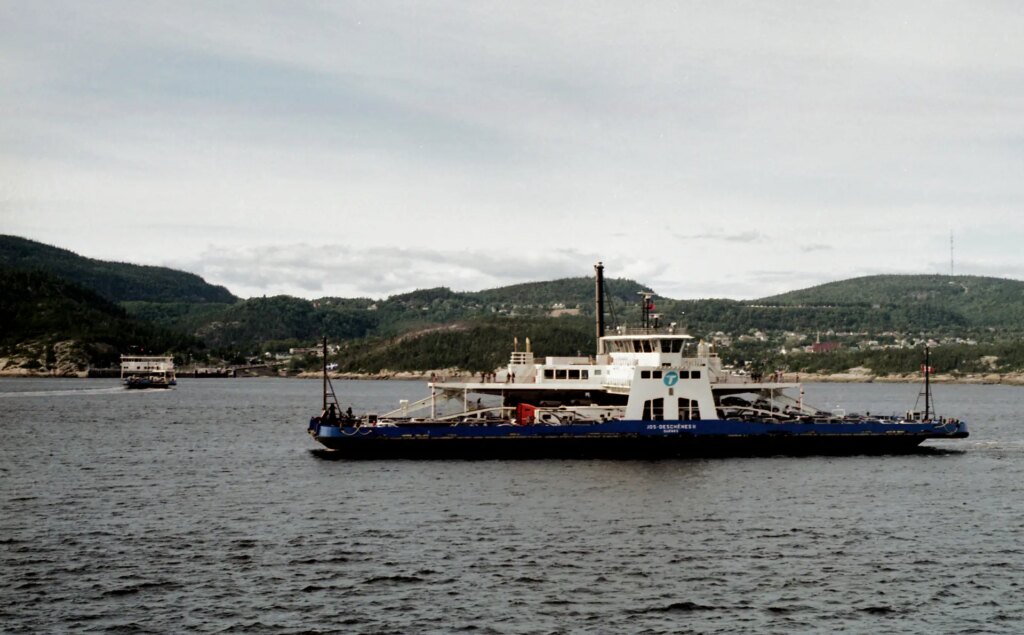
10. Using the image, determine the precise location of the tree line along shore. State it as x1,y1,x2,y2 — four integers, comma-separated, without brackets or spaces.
7,235,1024,383
7,364,1024,387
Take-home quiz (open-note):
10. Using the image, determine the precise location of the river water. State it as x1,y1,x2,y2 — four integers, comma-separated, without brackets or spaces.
1,378,1021,633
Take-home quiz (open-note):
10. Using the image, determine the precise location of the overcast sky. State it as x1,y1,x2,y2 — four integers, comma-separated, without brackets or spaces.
2,1,1023,300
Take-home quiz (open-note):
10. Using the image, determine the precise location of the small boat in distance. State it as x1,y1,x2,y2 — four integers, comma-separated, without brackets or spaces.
307,264,968,459
121,355,177,389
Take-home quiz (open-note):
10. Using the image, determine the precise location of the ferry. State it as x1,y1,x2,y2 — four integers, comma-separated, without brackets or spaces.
307,264,968,459
121,355,177,389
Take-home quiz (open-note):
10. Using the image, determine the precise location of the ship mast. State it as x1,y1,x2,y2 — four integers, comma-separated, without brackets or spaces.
924,345,932,420
321,336,340,416
638,291,655,329
595,262,605,354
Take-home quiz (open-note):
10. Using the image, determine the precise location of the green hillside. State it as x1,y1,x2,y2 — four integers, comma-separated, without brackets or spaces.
196,295,378,351
0,235,237,304
6,235,1024,376
632,275,1024,343
471,276,647,309
333,316,595,374
119,300,235,333
761,274,1024,322
183,277,648,354
0,269,202,372
672,298,974,339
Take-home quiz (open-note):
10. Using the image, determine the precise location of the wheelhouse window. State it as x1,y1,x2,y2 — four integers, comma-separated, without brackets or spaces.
556,369,568,380
568,369,581,380
679,398,696,420
544,369,554,379
643,398,664,421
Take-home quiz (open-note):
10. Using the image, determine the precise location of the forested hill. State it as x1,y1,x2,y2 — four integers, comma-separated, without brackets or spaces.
747,274,1024,332
471,276,647,308
8,233,1024,376
190,277,648,351
662,275,1024,340
0,269,201,373
0,235,237,304
759,274,1024,308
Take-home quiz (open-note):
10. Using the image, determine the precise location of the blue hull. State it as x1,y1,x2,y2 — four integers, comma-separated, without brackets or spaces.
308,418,968,459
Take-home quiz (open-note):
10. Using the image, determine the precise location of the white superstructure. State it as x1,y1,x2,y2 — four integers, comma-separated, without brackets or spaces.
120,355,177,388
386,329,809,425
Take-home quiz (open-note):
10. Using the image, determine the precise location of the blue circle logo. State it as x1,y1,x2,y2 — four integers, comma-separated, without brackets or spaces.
663,371,679,386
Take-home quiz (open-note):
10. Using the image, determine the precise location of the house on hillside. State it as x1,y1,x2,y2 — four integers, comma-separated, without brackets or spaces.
811,341,841,354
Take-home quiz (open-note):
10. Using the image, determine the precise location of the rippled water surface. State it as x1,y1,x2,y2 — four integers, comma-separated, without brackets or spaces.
2,378,1022,633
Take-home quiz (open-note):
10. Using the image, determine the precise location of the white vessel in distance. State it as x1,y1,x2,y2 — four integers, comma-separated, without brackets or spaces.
120,355,177,389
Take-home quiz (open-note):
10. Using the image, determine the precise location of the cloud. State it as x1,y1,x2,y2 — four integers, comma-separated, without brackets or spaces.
168,243,598,299
936,260,1024,281
799,244,833,253
673,230,766,243
3,1,1024,304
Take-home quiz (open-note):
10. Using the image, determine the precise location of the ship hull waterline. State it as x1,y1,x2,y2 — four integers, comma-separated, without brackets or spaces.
123,382,173,390
309,419,968,460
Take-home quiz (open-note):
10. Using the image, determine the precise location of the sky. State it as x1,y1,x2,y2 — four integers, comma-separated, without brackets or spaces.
2,1,1023,300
